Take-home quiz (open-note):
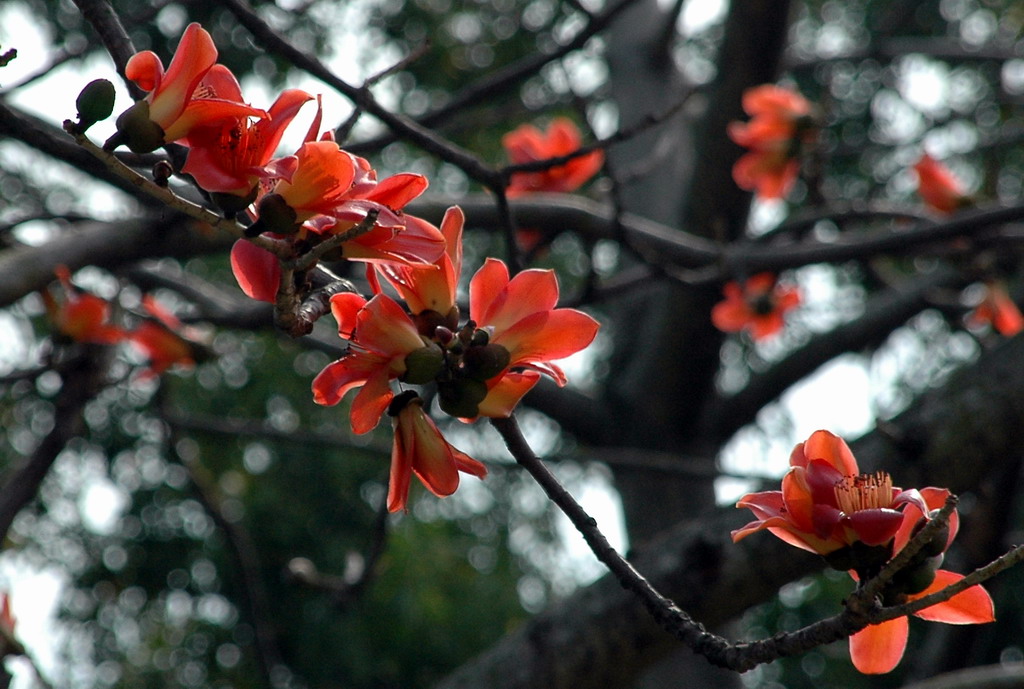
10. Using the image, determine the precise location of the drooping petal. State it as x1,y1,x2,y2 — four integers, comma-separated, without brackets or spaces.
230,239,280,303
911,570,995,624
388,414,415,512
493,309,600,372
349,365,395,434
475,371,541,419
408,408,461,498
310,354,381,407
848,616,909,675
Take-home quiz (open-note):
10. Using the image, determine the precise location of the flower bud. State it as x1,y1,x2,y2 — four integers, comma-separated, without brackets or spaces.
75,79,116,132
463,343,510,381
888,554,943,598
108,100,165,153
438,379,488,418
249,193,300,237
401,343,444,385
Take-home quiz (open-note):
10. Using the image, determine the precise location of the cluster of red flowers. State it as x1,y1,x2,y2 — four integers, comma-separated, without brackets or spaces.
94,24,602,510
711,272,801,341
42,266,201,379
733,430,994,674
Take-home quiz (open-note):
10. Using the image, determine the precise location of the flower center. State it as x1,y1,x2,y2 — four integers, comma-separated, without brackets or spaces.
833,471,894,514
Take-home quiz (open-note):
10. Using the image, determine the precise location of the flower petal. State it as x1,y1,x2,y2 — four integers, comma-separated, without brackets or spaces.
911,570,995,624
230,239,280,303
848,616,909,674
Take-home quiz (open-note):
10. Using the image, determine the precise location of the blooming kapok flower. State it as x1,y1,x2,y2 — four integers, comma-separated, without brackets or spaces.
914,154,971,214
503,117,604,197
110,23,266,153
728,84,814,199
43,266,125,345
311,293,434,434
967,281,1024,336
386,393,487,512
182,71,313,198
732,430,994,674
711,273,801,340
128,296,205,379
466,259,601,418
231,141,442,303
732,430,928,555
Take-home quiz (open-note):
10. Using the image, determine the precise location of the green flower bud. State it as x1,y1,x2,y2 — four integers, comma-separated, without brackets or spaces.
107,100,165,153
401,343,444,385
463,343,511,381
438,379,488,418
75,79,116,132
413,306,460,339
824,541,892,576
888,554,943,598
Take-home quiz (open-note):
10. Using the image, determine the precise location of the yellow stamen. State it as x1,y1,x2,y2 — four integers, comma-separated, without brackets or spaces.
834,471,893,514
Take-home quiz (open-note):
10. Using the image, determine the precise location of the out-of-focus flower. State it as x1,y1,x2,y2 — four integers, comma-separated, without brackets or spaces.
0,592,15,638
967,281,1024,336
728,84,815,199
503,117,604,196
386,393,487,512
914,154,971,214
311,293,436,434
128,296,205,379
110,23,266,152
43,266,125,344
711,273,801,340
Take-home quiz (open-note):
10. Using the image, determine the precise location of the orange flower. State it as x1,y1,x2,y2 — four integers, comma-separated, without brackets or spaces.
967,281,1024,336
231,142,442,303
733,430,994,675
467,259,600,418
732,431,927,555
311,293,434,434
128,296,204,379
711,273,800,340
0,592,15,638
728,84,814,199
386,393,487,512
112,23,267,152
43,265,125,344
914,154,970,214
182,72,313,197
503,117,604,196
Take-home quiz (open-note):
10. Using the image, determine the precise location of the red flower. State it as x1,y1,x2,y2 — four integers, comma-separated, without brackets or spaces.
128,296,204,379
503,117,604,196
311,293,432,434
43,266,125,345
230,141,442,303
967,281,1024,336
387,394,487,512
114,23,266,152
711,273,800,340
732,430,927,555
182,73,313,196
732,430,995,674
467,258,600,418
914,154,970,214
728,85,814,199
849,486,994,673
